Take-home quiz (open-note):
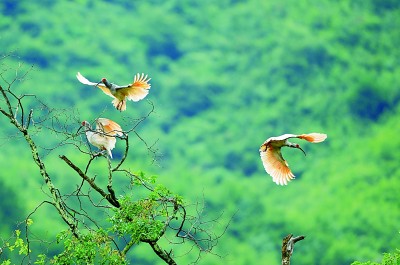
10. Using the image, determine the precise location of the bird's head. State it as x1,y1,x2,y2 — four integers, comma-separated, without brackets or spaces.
101,78,112,89
76,121,90,135
81,120,92,130
294,144,306,156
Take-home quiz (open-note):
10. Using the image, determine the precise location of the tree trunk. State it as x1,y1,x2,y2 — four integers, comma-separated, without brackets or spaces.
282,234,305,265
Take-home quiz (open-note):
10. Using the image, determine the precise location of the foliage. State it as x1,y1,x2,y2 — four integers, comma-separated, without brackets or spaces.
351,249,400,265
110,197,165,242
0,220,44,265
52,230,126,265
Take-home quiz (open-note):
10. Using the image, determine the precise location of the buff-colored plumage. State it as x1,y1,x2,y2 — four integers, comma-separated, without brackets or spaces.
259,133,327,185
77,72,151,111
82,118,123,158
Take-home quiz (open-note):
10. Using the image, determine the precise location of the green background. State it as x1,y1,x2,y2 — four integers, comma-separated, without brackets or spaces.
1,0,399,264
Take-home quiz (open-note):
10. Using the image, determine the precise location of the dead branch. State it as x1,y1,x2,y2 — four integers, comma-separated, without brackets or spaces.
282,234,305,265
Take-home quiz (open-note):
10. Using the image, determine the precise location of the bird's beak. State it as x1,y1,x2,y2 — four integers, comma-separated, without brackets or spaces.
297,146,307,156
76,125,83,135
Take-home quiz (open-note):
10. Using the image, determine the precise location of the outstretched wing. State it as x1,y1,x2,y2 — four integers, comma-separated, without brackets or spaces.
115,73,151,102
76,72,114,98
95,118,123,136
264,134,298,144
275,132,327,143
297,133,327,143
259,144,295,185
76,72,99,86
259,132,327,185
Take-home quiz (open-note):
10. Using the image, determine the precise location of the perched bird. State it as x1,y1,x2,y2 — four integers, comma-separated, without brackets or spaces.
259,133,327,185
76,72,151,111
82,118,123,158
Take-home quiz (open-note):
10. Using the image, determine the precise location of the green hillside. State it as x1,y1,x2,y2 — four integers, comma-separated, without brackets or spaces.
1,0,400,264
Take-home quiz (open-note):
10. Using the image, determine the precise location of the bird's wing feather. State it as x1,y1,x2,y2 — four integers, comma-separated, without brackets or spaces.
265,134,299,143
259,145,295,185
115,73,151,102
267,133,327,143
96,118,123,136
297,133,327,143
76,72,114,98
76,72,98,86
87,132,116,158
97,85,115,98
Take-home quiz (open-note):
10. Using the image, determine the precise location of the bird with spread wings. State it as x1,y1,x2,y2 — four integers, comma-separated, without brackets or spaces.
77,72,151,111
259,133,327,185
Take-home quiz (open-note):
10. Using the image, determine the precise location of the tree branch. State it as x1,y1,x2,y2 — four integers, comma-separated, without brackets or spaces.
112,134,129,172
148,241,177,265
282,234,305,265
0,85,79,238
59,155,120,208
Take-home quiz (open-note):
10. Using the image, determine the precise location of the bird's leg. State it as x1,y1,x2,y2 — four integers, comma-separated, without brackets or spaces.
287,142,306,156
93,149,107,158
116,100,125,111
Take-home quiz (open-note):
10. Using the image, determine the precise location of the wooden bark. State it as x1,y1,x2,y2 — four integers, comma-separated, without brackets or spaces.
282,234,305,265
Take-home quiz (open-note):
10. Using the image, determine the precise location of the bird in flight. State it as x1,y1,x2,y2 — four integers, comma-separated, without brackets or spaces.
76,72,151,111
259,133,327,185
82,118,123,159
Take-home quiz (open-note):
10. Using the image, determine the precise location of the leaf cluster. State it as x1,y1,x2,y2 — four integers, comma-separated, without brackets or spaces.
52,229,126,265
351,249,400,265
110,195,167,243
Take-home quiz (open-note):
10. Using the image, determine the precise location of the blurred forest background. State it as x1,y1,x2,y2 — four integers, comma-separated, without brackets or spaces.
1,0,399,264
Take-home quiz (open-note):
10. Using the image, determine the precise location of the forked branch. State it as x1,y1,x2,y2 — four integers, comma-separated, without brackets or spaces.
0,84,79,238
282,234,305,265
59,155,120,208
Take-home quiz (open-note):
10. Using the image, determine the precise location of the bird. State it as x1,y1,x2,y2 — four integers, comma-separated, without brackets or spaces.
259,133,327,185
76,72,151,111
82,118,123,159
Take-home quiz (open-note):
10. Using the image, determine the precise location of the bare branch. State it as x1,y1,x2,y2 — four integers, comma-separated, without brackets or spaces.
112,134,129,171
282,234,305,265
59,155,120,208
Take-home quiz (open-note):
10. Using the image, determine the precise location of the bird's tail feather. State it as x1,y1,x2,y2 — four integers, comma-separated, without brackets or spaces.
107,149,113,159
